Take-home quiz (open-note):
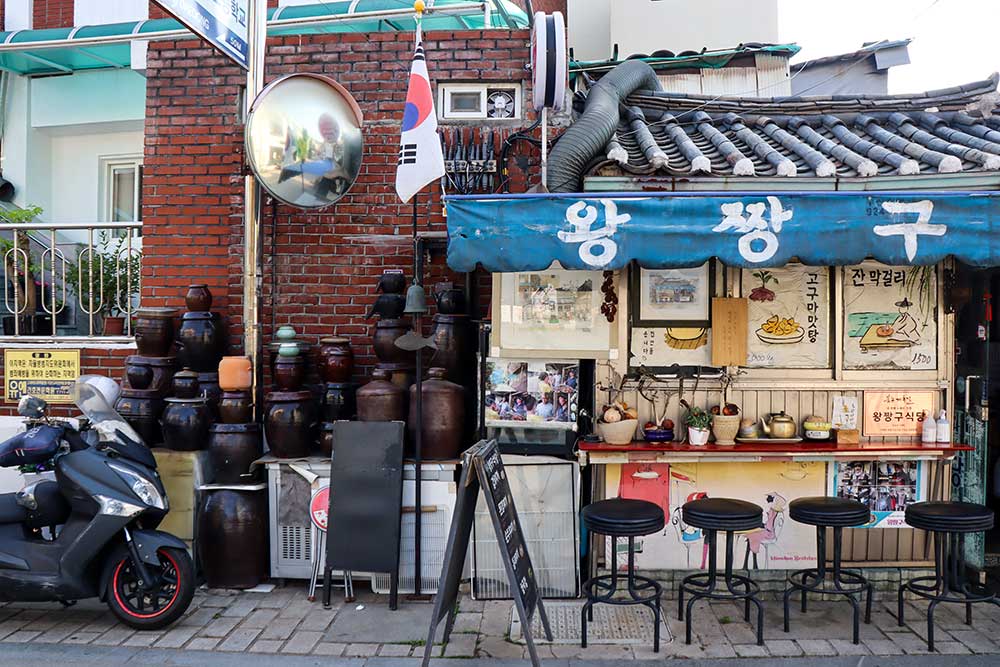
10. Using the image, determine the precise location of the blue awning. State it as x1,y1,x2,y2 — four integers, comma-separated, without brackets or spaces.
445,191,1000,271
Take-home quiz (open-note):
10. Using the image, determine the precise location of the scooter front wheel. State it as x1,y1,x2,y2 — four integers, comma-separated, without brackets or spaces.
104,544,195,630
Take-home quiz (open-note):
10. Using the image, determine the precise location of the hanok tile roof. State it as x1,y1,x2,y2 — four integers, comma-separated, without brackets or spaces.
792,39,912,70
591,73,1000,179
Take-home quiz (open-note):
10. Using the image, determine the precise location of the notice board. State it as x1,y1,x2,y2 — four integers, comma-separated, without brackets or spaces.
711,297,748,367
862,390,936,438
4,349,80,404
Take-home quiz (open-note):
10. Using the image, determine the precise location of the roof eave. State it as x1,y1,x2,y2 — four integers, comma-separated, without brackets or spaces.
583,172,1000,193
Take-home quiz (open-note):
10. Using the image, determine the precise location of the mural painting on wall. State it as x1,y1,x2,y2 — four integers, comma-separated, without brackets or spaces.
829,460,926,528
604,461,824,570
842,262,937,371
741,265,830,368
630,327,712,367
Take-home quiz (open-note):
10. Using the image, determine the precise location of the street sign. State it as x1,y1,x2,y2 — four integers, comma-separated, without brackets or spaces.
152,0,252,69
4,349,80,404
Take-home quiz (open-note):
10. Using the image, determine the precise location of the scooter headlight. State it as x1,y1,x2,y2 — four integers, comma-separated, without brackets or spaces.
108,462,166,511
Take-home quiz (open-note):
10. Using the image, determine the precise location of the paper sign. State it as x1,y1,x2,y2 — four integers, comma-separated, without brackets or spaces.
862,390,936,437
5,349,80,404
711,297,748,367
831,396,858,430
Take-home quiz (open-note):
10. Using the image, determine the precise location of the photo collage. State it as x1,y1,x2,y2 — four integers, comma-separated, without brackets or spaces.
483,360,579,428
833,461,921,525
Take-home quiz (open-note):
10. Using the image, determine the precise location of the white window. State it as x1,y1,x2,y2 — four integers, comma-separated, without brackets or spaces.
438,83,522,121
5,0,32,31
101,157,142,222
74,0,148,26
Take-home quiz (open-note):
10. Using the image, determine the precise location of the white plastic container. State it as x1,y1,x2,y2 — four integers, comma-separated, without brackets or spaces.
921,411,937,443
935,410,951,443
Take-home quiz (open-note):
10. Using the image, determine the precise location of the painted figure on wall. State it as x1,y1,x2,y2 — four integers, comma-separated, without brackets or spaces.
740,492,787,569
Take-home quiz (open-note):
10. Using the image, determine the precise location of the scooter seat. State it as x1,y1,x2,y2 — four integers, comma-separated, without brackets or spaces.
0,493,27,525
0,482,70,529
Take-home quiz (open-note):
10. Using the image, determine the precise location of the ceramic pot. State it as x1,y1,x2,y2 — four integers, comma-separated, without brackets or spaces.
115,389,165,445
319,422,336,457
273,355,306,392
126,364,154,391
377,272,406,294
373,318,412,365
218,390,253,425
357,368,406,422
368,293,406,320
318,337,354,383
176,312,225,372
264,390,316,458
134,307,177,357
125,355,176,395
430,314,470,383
199,488,268,589
408,368,465,460
688,426,711,446
197,371,222,417
322,382,357,421
434,282,465,315
209,423,262,484
275,325,297,342
219,356,253,391
172,369,200,399
185,284,212,312
377,363,415,394
161,397,212,451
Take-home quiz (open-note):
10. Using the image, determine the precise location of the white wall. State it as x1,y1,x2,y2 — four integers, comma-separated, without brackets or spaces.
4,0,32,30
569,0,780,61
48,130,143,224
74,0,148,25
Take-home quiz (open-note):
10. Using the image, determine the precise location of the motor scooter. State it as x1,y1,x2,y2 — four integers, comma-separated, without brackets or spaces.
0,379,194,629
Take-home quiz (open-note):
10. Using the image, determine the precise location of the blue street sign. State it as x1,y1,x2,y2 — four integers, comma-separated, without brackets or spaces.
153,0,250,70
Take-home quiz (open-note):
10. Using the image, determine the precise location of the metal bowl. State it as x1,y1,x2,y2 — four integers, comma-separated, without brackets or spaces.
245,73,363,209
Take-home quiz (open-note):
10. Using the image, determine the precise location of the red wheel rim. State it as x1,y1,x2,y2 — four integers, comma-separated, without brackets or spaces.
112,550,182,619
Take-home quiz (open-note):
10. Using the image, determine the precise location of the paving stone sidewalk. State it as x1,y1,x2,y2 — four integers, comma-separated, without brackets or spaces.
0,582,998,660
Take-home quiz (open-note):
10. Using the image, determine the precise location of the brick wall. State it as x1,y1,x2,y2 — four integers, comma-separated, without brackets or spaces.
32,0,74,29
143,29,539,379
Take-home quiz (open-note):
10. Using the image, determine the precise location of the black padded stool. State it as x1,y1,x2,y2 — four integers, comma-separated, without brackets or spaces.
783,496,873,644
678,497,765,646
899,501,999,651
581,498,665,652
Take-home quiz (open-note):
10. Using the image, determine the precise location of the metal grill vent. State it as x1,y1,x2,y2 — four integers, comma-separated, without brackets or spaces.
279,525,311,562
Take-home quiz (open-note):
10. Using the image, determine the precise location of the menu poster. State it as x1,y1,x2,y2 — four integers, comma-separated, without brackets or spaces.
843,262,937,371
831,396,859,430
862,390,935,437
742,266,830,368
711,297,748,367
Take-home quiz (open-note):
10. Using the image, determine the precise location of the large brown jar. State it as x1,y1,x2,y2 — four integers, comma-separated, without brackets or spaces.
209,423,262,484
161,397,212,451
134,308,177,357
198,488,268,589
115,389,165,446
318,337,354,383
176,312,225,372
357,368,406,422
264,391,316,458
273,355,306,392
185,284,213,312
373,318,412,365
218,390,253,424
429,314,470,384
408,367,465,460
125,355,176,395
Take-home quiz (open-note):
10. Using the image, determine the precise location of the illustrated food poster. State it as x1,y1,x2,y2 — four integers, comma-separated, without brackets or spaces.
741,266,830,368
630,327,712,367
843,262,937,371
604,461,824,570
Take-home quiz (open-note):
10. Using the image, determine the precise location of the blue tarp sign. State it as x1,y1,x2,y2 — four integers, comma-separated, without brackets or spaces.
153,0,250,69
444,192,1000,271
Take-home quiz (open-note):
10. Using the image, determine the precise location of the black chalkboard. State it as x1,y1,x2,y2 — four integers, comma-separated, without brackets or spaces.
422,439,551,667
322,420,405,610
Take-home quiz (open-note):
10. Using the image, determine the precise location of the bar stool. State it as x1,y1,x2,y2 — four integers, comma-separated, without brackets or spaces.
783,496,873,644
899,501,999,651
581,498,665,652
678,497,765,646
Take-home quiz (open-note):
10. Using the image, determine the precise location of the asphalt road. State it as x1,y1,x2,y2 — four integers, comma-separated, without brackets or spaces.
1,642,999,667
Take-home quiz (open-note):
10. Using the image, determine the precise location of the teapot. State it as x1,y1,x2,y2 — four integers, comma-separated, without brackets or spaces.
760,411,797,439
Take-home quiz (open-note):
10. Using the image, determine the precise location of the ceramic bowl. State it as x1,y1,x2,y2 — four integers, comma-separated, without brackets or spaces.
597,419,638,445
643,428,674,443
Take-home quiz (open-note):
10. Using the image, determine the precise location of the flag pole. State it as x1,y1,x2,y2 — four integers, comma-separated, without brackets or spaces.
412,191,425,600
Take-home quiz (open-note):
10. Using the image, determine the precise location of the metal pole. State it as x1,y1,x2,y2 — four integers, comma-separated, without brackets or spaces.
244,0,267,416
540,107,548,189
412,196,424,599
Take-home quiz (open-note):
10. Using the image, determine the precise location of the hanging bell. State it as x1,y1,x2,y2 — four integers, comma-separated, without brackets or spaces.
404,283,428,315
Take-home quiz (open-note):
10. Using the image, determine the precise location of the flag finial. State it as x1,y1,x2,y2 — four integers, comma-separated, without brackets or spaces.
414,0,425,15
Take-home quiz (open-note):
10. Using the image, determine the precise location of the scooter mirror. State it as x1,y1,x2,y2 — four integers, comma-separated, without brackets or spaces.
17,395,48,419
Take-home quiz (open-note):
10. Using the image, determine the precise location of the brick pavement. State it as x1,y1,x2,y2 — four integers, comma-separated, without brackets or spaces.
0,583,998,660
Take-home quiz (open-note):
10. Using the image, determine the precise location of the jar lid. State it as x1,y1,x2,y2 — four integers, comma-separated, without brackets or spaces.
278,343,301,357
127,355,178,367
320,337,350,345
174,369,199,380
135,307,178,317
118,388,162,399
210,422,260,433
165,396,208,404
181,311,215,321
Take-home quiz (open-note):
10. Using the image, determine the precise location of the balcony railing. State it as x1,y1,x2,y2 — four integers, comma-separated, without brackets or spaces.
1,221,142,340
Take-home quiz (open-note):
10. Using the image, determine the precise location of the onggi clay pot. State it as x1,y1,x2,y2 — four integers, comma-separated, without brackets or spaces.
134,307,177,357
185,284,212,312
318,337,354,383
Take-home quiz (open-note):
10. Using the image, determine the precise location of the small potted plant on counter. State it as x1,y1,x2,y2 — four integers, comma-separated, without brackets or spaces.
68,231,142,335
682,400,713,446
710,402,741,445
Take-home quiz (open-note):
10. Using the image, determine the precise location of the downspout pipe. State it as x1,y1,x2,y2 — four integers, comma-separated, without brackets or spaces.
546,60,661,192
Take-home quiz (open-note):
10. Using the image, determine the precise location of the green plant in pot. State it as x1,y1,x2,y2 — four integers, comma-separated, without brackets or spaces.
67,231,142,335
0,206,52,335
681,400,713,446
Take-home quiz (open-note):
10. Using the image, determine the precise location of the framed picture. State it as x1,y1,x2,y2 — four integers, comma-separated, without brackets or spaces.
491,268,615,359
829,460,925,528
629,262,714,328
482,359,579,431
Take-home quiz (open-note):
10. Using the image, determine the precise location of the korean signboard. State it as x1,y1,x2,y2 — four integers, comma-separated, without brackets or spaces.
5,349,80,404
862,390,936,437
153,0,251,69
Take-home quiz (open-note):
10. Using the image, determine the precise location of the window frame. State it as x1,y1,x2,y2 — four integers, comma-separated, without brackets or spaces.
99,155,143,224
438,82,522,121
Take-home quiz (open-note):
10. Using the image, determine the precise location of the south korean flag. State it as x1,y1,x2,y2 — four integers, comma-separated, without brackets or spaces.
395,27,446,203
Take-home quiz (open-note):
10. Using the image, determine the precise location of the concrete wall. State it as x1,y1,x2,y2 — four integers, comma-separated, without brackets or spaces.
569,0,779,61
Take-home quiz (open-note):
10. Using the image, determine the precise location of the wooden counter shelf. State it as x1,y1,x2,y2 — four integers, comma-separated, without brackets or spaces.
577,439,973,464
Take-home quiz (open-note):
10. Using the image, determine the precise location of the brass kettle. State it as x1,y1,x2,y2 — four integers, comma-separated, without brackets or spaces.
760,411,797,439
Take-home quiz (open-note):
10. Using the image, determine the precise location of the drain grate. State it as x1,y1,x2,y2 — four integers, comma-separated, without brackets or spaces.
509,601,672,645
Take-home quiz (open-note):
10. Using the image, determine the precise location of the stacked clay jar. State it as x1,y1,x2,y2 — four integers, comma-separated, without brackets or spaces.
263,327,319,459
116,306,178,445
208,356,262,483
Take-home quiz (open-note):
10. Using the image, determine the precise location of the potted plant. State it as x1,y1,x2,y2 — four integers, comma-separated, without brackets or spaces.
682,400,713,446
68,231,142,335
0,205,52,335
